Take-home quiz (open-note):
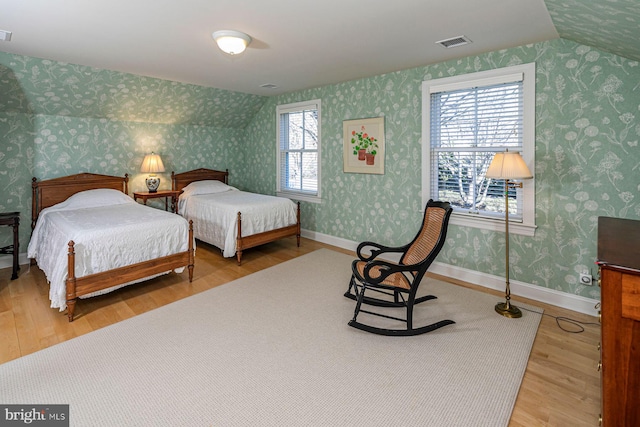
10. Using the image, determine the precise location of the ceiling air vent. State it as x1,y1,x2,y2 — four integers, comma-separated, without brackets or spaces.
0,30,12,42
436,35,472,49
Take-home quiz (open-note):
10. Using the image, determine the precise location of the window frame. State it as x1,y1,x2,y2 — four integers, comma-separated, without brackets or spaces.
421,63,536,236
276,99,322,204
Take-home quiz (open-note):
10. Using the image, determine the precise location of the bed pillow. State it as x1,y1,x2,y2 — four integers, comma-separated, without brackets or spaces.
61,189,134,209
181,180,236,197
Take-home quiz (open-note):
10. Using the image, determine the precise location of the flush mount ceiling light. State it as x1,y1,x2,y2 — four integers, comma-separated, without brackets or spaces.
212,30,252,55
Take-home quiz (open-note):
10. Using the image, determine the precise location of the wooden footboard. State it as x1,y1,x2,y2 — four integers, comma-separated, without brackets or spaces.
235,202,301,264
32,173,196,321
65,221,195,321
172,168,302,265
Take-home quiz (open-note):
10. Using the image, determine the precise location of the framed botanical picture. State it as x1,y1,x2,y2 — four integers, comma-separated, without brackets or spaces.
343,117,385,174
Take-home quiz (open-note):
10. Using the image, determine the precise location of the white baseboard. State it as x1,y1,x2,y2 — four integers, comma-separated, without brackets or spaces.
6,231,600,317
428,262,600,317
301,229,359,252
302,229,600,317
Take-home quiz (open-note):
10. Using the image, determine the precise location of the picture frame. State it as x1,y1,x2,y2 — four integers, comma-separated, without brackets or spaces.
343,117,385,174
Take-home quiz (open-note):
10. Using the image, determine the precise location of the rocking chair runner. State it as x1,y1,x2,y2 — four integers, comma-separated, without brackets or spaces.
345,200,454,336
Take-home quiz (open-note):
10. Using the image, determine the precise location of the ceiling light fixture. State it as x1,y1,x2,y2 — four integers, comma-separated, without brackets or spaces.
212,30,252,55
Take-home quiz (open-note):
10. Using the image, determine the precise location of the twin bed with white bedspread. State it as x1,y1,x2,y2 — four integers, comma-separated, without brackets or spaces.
178,180,298,258
29,173,194,321
29,169,297,320
172,168,301,264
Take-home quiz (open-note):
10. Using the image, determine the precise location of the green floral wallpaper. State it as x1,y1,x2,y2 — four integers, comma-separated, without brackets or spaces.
545,0,640,62
242,38,639,300
0,51,256,252
0,53,266,127
1,37,638,304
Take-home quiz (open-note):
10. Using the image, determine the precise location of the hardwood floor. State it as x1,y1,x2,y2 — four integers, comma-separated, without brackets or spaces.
0,237,601,426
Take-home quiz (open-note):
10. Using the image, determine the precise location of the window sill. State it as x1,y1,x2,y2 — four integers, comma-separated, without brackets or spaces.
276,192,321,204
449,212,536,237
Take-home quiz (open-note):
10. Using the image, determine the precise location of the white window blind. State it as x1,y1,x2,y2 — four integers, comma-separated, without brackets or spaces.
422,63,536,235
276,100,321,201
430,79,524,220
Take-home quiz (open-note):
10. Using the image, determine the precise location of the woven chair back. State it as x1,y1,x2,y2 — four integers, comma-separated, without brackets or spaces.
401,206,447,267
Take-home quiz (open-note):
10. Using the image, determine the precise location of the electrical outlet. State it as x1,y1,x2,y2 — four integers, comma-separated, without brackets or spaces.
579,272,593,285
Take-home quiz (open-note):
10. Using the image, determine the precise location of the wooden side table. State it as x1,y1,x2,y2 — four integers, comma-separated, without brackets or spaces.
133,190,182,214
0,211,20,280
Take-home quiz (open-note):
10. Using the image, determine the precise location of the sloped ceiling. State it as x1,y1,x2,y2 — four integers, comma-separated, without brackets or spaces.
0,52,266,128
0,0,560,96
545,0,640,62
0,0,638,128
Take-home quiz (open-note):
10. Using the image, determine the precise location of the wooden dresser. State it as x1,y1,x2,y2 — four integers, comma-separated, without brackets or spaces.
597,216,640,427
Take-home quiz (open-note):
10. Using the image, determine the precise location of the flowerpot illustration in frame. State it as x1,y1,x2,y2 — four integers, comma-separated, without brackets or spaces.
343,117,385,174
365,153,375,165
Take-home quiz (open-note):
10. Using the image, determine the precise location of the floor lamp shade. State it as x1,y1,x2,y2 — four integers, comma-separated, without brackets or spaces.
486,150,532,318
486,150,533,180
140,152,165,193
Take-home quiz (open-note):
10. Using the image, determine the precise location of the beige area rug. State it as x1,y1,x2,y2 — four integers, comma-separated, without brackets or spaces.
0,249,542,426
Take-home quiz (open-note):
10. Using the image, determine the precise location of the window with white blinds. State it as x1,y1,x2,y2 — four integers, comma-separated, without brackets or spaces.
422,63,536,235
276,99,321,202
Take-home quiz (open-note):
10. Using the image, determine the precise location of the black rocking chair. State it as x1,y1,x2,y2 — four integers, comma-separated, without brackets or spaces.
345,200,454,336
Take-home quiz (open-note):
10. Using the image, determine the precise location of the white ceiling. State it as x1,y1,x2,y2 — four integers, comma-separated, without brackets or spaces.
0,0,559,96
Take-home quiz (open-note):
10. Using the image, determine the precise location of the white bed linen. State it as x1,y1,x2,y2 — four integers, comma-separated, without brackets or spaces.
179,190,297,258
28,200,190,311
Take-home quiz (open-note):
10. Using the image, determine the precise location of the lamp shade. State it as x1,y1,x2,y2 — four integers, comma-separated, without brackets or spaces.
140,153,165,174
485,150,532,180
212,30,251,55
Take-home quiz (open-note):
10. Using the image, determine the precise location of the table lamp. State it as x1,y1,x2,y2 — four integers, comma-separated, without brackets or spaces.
140,152,165,193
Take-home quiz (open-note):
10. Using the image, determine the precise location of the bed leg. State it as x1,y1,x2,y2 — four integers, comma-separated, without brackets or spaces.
187,220,194,282
66,240,78,322
236,211,243,265
296,201,301,247
67,299,77,322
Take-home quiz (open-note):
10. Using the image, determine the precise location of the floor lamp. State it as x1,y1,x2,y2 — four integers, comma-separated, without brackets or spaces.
485,150,533,318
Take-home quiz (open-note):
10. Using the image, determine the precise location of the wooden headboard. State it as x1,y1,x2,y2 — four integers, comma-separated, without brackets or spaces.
171,168,229,193
31,173,129,229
